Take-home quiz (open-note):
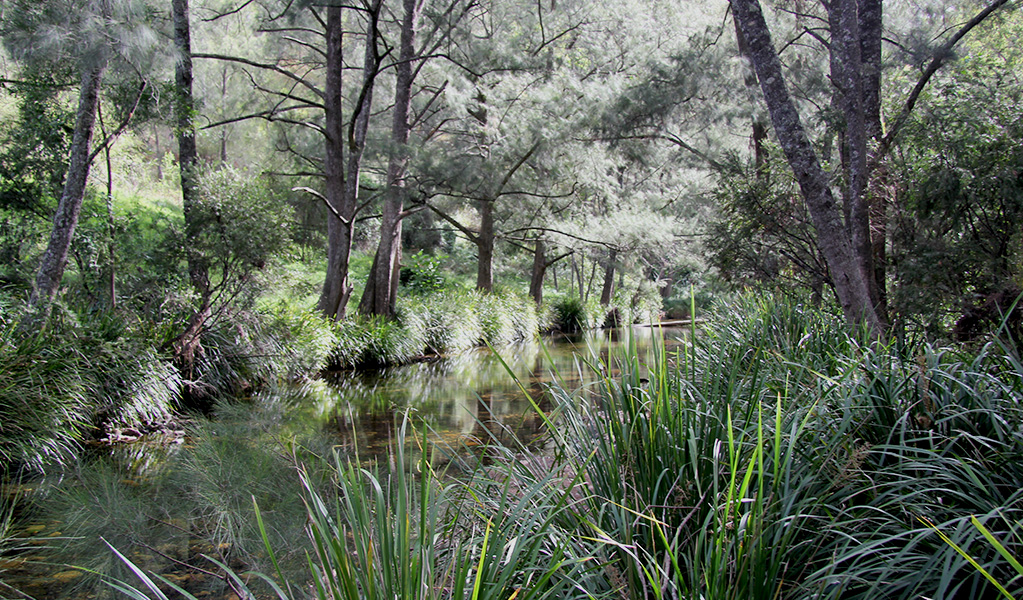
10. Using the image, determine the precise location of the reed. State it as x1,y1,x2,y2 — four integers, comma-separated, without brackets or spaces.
106,293,1023,600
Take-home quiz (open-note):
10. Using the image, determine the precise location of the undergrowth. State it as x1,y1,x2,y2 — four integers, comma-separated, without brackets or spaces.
106,293,1023,600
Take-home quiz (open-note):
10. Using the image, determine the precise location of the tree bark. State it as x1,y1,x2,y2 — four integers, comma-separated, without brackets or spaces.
27,61,106,317
529,238,546,305
829,0,874,316
360,0,420,317
859,0,888,319
318,2,380,320
476,198,495,292
599,249,616,306
730,0,883,336
172,0,214,366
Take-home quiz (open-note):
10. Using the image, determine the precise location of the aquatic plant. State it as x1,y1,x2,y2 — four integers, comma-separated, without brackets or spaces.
103,293,1023,600
549,295,588,333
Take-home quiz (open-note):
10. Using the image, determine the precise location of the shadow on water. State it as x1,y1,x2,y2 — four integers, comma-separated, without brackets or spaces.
1,326,684,599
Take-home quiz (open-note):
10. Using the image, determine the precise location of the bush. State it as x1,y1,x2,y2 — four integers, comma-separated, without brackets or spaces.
0,308,181,474
549,295,588,333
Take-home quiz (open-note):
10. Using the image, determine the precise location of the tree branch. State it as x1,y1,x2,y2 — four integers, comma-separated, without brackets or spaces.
877,0,1011,163
193,52,325,99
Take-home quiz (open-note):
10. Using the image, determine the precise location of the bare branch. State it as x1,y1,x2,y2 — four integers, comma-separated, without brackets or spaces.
193,52,325,99
200,0,254,22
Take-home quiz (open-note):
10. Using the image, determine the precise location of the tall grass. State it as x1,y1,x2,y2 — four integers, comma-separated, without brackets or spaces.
0,308,182,474
544,294,1023,599
107,293,1023,600
329,289,540,368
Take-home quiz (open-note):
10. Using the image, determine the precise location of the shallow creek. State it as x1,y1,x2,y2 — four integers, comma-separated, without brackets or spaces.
1,326,683,600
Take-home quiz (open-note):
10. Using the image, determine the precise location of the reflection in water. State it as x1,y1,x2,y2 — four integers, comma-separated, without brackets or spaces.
4,326,684,600
317,327,685,460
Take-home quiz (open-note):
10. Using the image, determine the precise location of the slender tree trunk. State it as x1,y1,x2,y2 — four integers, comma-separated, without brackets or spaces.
152,125,164,180
319,3,380,320
730,0,883,336
476,198,495,292
829,0,875,317
360,0,420,316
860,0,888,319
173,0,214,366
572,255,583,300
599,249,616,306
529,238,546,305
27,61,106,317
585,258,598,303
219,67,229,163
734,15,769,181
99,104,116,309
318,6,349,319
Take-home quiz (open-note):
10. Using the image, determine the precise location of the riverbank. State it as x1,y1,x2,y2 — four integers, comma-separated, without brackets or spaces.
4,294,1021,600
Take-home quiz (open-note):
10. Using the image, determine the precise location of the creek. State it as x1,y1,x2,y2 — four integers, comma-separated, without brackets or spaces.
1,326,684,600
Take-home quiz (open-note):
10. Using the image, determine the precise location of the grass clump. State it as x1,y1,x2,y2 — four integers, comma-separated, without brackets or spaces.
106,292,1023,600
328,289,540,368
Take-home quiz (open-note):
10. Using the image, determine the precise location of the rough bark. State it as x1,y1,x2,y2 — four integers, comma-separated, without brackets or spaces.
730,0,883,336
172,0,212,365
829,0,874,318
360,0,420,317
733,15,769,180
476,198,495,292
27,61,106,316
599,249,616,306
529,238,546,305
859,0,888,318
318,3,380,320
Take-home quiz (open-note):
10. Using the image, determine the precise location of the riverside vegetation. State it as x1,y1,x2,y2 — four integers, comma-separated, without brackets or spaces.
60,294,1021,600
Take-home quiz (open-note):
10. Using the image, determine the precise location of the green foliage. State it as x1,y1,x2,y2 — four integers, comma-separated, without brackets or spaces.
545,294,1023,599
662,287,715,320
706,150,826,294
0,306,181,474
549,295,588,332
327,290,540,368
98,294,1023,600
182,166,294,286
399,251,448,295
893,44,1023,337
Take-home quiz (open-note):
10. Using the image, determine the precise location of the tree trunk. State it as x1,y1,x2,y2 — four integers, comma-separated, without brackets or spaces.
27,61,106,317
829,0,874,316
599,249,616,306
360,0,419,317
318,3,379,320
476,198,495,292
529,238,546,305
859,0,888,319
173,0,213,365
733,15,769,181
98,103,116,309
730,0,883,336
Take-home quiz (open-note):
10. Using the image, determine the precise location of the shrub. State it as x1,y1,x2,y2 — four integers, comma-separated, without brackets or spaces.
549,295,588,333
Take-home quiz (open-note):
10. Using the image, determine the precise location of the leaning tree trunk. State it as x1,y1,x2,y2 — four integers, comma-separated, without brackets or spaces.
27,61,106,318
360,0,419,317
730,0,883,336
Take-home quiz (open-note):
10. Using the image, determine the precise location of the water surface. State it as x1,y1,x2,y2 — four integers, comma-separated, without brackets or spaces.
2,326,684,599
